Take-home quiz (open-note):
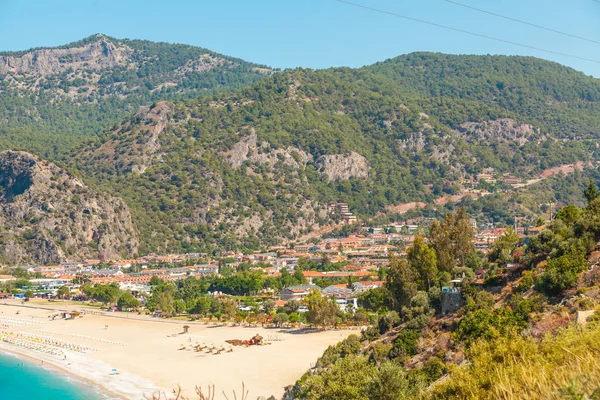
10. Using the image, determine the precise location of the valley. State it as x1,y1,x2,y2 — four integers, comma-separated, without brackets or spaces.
0,20,600,400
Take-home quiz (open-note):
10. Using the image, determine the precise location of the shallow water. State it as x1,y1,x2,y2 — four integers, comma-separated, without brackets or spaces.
0,351,107,400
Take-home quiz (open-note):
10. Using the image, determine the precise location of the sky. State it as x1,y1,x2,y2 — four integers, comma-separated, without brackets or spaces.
0,0,599,77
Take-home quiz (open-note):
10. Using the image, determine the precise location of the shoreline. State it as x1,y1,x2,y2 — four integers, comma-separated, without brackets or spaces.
0,343,126,400
0,300,356,399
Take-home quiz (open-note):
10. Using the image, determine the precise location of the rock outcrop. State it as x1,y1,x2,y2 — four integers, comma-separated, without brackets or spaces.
317,151,369,181
0,36,132,77
86,101,173,174
0,151,138,264
222,130,313,170
457,119,540,145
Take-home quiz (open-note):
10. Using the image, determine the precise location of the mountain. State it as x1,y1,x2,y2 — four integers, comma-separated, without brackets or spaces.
0,34,272,157
362,53,600,139
0,151,137,264
69,54,600,255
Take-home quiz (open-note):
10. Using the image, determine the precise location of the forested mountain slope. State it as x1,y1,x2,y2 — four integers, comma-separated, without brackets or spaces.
70,55,600,255
0,34,272,157
362,53,600,139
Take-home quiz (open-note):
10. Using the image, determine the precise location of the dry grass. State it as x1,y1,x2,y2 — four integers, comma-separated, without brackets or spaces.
146,383,249,400
432,323,600,399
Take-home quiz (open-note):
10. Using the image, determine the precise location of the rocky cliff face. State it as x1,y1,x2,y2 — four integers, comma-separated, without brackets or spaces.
457,119,541,145
317,151,369,181
0,36,131,77
0,151,138,264
222,129,313,170
0,34,272,100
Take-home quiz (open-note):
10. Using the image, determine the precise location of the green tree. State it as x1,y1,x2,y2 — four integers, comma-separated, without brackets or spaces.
57,286,70,299
555,205,580,226
92,283,121,305
220,297,238,320
367,361,414,400
283,299,301,314
173,299,186,315
149,276,163,286
407,235,438,290
385,257,418,309
298,355,377,400
24,290,34,299
536,249,587,295
304,289,338,327
378,311,400,334
262,298,275,314
117,292,140,311
358,287,388,312
273,312,289,327
430,208,475,271
156,291,175,313
489,228,520,263
584,181,599,204
289,312,300,324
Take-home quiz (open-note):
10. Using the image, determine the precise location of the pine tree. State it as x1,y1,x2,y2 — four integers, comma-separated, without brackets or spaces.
584,181,599,204
407,235,438,290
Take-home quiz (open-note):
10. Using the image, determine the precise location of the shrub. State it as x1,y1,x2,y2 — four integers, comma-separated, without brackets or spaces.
535,250,587,296
378,311,401,334
362,326,381,341
369,342,393,364
388,329,420,360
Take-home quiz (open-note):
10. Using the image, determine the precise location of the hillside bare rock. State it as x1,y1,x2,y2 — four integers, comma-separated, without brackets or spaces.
0,34,272,101
0,36,131,77
0,151,137,264
317,151,369,181
85,101,174,174
223,130,313,170
457,119,540,145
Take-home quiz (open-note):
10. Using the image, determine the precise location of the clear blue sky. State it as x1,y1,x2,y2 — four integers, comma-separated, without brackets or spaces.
1,0,599,77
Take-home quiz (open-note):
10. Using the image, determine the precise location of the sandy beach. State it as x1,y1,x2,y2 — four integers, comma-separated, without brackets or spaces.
0,300,356,399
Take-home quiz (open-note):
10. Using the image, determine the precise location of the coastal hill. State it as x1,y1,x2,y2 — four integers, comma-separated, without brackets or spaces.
0,150,137,264
70,54,600,255
1,36,600,259
0,34,272,157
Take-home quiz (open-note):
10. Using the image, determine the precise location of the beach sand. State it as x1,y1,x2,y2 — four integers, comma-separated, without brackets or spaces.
0,300,356,399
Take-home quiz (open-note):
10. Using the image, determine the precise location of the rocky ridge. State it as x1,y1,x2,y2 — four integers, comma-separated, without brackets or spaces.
0,151,138,264
0,36,131,77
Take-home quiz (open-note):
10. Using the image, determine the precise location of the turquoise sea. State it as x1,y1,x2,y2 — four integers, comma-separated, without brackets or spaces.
0,352,106,400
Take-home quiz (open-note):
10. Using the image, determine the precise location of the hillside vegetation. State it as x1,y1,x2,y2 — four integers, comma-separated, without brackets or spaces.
290,190,600,400
0,34,272,157
3,36,600,257
71,55,599,254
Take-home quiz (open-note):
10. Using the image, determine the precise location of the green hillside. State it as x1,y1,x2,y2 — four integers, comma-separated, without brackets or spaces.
0,34,272,157
69,54,600,254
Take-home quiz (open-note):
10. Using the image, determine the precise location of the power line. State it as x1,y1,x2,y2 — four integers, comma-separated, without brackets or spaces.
443,0,600,45
332,0,600,64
